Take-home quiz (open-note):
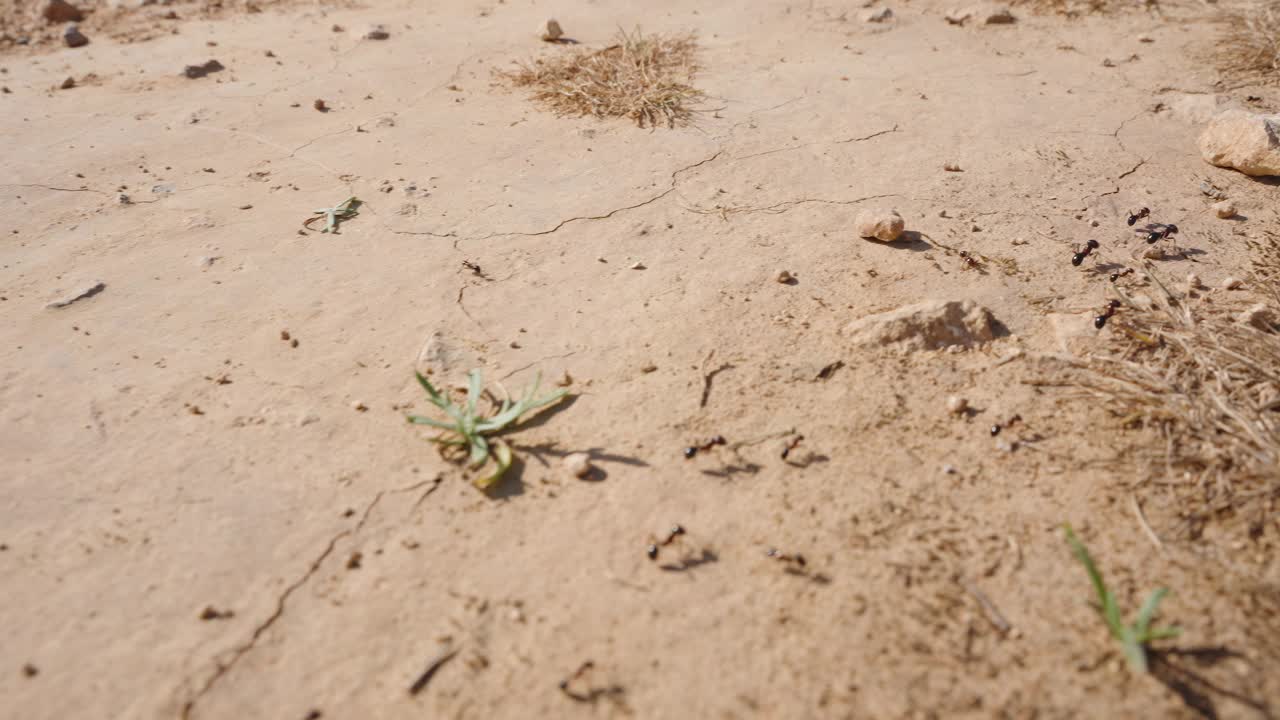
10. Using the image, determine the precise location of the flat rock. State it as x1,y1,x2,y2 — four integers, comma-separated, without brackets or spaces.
1199,109,1280,177
855,208,905,242
46,280,105,308
844,299,996,351
41,0,82,23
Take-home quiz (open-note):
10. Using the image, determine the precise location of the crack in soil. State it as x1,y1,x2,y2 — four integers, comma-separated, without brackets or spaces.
179,478,439,719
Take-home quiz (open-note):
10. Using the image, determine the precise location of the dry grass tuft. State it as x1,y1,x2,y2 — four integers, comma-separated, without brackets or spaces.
500,28,704,129
1216,0,1280,85
1059,268,1279,537
1009,0,1154,17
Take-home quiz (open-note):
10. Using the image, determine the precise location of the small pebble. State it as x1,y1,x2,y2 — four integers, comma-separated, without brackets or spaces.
630,261,646,270
775,269,794,284
640,363,657,373
863,7,893,22
1239,303,1275,330
314,99,328,112
941,464,957,475
63,23,88,48
22,663,38,678
943,162,962,172
1222,277,1243,290
351,401,368,412
364,24,390,40
59,76,75,89
563,452,592,479
541,18,564,41
1142,246,1166,260
1212,200,1236,219
946,396,968,415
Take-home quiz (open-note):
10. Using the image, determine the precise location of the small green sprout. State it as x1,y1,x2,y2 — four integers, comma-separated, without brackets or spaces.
306,196,362,233
408,369,567,489
1064,524,1181,673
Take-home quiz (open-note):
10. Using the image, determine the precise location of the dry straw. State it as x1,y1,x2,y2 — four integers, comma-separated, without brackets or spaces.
1215,0,1280,86
1058,263,1279,536
501,28,703,128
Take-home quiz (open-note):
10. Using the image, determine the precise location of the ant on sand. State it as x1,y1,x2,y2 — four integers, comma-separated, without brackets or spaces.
1072,240,1099,266
1095,299,1121,329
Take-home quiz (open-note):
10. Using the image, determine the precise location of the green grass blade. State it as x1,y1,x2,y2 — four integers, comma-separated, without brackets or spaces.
415,372,464,419
466,369,482,418
1134,588,1169,637
1064,525,1124,639
406,414,458,430
467,432,489,467
1120,629,1150,673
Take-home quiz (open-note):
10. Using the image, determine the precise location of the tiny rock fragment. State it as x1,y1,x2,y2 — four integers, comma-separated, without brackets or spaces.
59,76,75,89
22,664,38,678
630,261,646,270
981,5,1016,23
1142,246,1166,260
556,370,573,387
640,363,657,374
863,7,893,22
351,401,368,412
1138,34,1153,43
46,280,105,309
1239,304,1275,330
42,0,83,23
541,18,564,41
199,606,234,621
197,255,217,268
1186,273,1203,290
63,23,88,48
1212,200,1236,219
844,299,996,352
946,396,968,415
1222,277,1243,290
943,162,962,172
855,208,905,242
314,99,328,112
1200,180,1228,200
776,269,794,284
183,60,225,79
364,24,390,40
346,551,362,570
563,452,592,479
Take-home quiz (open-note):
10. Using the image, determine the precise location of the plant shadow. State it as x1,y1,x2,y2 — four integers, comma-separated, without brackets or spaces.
1149,645,1275,720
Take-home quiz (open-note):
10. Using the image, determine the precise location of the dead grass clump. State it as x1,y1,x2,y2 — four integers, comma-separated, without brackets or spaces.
1009,0,1150,17
500,28,703,129
1215,0,1280,85
1062,271,1279,536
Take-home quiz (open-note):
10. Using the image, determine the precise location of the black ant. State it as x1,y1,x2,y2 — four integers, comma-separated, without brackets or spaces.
1094,299,1121,329
1143,223,1178,244
766,547,807,567
1072,239,1099,266
683,435,725,459
1126,207,1149,226
646,525,685,560
781,435,804,460
990,414,1022,437
958,250,983,271
1109,268,1134,282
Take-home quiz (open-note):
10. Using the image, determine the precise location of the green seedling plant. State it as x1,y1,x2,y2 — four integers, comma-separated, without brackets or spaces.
408,369,567,490
307,196,362,233
1064,524,1180,673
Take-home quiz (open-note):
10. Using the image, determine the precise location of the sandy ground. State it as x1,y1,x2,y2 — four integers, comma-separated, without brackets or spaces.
3,0,1280,718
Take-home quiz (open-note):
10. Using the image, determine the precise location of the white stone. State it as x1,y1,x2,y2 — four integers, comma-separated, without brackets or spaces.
1212,200,1236,219
564,452,592,479
855,208,905,242
1186,273,1203,290
946,396,968,415
1199,109,1280,177
776,269,794,284
863,7,893,22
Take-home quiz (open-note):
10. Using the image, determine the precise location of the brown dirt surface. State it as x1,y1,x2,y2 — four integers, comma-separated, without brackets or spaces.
2,1,1279,719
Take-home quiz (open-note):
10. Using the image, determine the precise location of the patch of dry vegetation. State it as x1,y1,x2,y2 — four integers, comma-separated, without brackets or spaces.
1215,0,1280,86
1009,0,1154,17
500,29,703,129
1056,269,1279,537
